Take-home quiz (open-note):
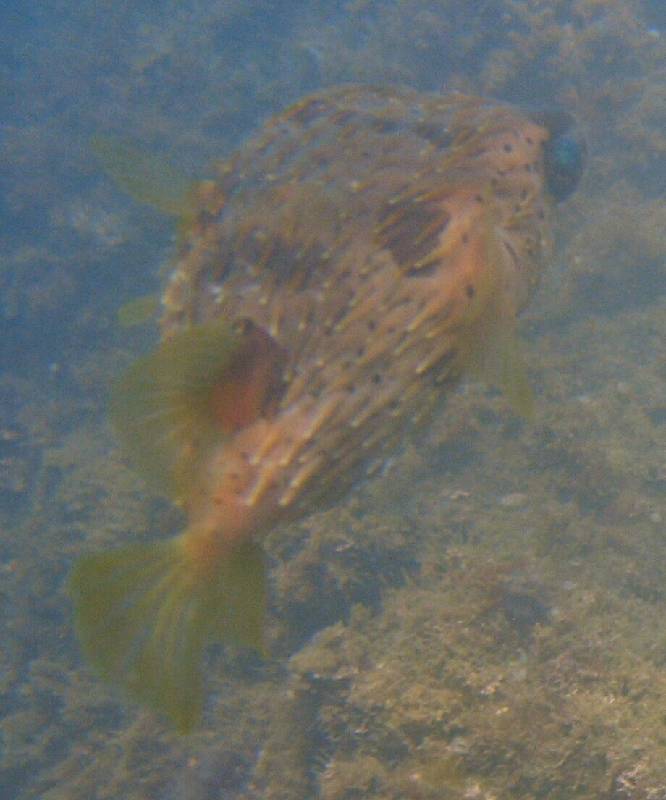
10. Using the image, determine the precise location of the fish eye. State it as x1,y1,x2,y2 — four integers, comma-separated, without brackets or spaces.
543,131,586,202
528,108,586,202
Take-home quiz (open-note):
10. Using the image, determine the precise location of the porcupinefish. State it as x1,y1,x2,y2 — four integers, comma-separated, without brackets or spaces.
70,85,585,731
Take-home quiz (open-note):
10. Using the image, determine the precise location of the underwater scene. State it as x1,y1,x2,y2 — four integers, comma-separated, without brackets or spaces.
1,0,665,797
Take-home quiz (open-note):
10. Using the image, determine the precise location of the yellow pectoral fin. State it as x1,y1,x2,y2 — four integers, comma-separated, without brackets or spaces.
110,320,242,499
69,534,266,733
495,329,534,418
456,203,534,418
458,305,533,418
110,319,287,501
469,320,535,418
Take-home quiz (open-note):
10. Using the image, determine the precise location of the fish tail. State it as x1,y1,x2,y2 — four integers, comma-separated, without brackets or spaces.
69,531,266,733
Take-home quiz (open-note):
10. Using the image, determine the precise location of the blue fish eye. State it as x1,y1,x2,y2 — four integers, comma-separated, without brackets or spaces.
527,108,586,202
543,132,586,202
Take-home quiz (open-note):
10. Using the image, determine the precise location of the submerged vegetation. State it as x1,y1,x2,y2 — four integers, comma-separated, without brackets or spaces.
0,0,664,797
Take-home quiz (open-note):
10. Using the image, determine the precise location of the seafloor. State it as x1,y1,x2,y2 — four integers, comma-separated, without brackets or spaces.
1,1,665,798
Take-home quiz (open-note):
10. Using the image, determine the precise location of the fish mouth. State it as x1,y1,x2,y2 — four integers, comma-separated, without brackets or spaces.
529,108,587,202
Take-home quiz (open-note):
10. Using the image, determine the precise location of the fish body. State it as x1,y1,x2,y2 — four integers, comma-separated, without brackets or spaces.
71,85,583,730
164,86,554,522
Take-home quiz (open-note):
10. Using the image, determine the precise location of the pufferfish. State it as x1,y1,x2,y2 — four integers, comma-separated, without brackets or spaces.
70,85,585,731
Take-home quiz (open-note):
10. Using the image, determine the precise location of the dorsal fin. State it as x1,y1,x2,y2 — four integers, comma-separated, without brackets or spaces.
117,294,160,328
91,135,195,217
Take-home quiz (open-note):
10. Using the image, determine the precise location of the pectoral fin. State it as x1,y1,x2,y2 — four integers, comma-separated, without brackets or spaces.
110,320,244,499
455,200,534,418
110,319,287,500
467,316,534,417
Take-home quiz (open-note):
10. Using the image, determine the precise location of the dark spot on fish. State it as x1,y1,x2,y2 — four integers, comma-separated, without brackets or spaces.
290,98,328,126
474,194,484,203
234,230,326,289
462,233,469,244
372,374,383,385
376,194,450,273
526,135,534,145
414,121,454,150
367,319,377,331
503,142,513,153
331,109,358,129
370,117,400,134
312,152,330,168
465,284,475,299
347,384,356,393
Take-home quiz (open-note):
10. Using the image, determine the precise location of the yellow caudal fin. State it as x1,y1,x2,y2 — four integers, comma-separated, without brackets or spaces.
69,535,266,733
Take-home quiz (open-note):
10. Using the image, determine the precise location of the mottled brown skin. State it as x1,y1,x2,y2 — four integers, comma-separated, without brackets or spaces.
162,85,554,553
